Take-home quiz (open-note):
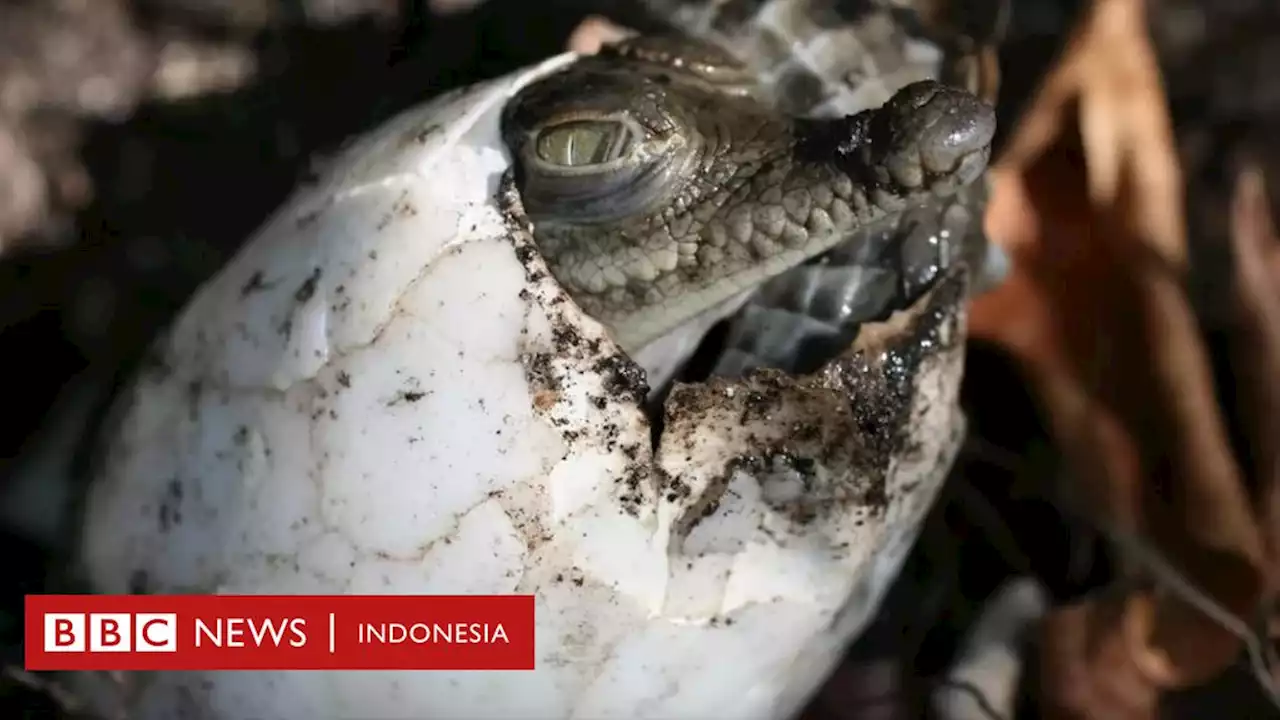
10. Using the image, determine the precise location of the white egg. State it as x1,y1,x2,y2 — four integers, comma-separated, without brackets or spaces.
72,51,968,720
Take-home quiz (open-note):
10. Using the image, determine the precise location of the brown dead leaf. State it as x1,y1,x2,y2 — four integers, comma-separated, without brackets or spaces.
565,16,633,55
1040,601,1157,720
1227,164,1280,577
973,0,1271,711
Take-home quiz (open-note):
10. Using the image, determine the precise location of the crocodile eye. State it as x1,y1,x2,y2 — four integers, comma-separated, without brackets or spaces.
507,105,682,224
534,120,635,167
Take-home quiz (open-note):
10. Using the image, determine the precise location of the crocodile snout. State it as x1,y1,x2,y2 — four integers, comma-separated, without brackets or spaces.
875,81,996,193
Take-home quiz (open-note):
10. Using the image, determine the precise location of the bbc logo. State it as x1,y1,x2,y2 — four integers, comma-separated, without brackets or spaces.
43,613,178,653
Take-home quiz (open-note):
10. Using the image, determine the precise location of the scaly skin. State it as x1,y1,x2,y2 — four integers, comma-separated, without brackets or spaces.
502,35,994,353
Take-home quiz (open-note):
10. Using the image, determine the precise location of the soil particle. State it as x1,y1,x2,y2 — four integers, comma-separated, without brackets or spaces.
661,269,966,535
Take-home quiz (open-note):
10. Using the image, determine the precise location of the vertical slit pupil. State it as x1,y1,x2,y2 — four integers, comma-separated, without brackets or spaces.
537,121,630,166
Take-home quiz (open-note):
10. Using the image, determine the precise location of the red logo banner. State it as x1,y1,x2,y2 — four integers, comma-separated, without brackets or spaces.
25,595,535,671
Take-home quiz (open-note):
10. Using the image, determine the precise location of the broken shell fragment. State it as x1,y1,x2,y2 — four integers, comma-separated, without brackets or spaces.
70,52,968,720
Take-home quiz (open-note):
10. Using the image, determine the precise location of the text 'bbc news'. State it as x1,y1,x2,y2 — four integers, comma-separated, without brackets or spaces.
26,595,534,671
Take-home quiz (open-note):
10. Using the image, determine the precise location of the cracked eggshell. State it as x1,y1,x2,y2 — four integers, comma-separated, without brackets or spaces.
73,52,968,720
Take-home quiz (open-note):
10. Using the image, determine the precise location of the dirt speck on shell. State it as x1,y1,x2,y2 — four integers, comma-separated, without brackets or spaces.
659,268,966,536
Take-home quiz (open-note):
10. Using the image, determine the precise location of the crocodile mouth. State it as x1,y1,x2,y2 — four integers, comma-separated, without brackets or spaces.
638,186,995,413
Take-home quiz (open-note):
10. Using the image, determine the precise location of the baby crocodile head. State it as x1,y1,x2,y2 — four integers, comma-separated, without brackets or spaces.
502,35,995,355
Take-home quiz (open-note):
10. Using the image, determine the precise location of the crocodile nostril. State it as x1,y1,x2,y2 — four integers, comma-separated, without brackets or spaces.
888,80,943,112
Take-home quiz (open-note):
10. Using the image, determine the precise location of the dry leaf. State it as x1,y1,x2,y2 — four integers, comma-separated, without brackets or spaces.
1040,601,1157,720
565,16,633,55
1227,164,1280,578
973,0,1271,711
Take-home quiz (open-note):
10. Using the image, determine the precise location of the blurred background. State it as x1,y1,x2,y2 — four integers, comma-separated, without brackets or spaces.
2,0,1280,717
